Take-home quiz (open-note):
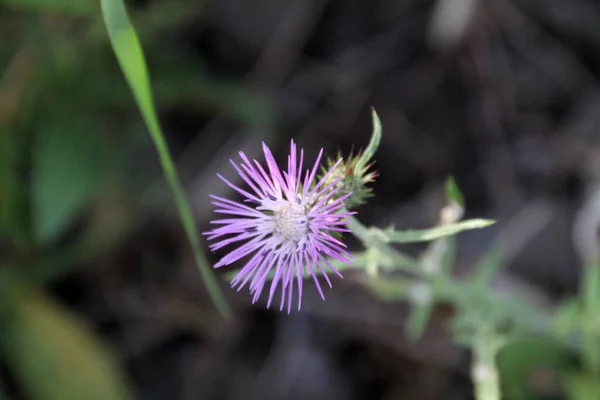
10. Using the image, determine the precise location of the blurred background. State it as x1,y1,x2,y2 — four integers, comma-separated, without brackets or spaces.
1,0,600,399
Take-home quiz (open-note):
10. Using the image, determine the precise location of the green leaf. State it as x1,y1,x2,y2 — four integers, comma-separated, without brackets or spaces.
578,263,600,374
554,299,581,340
581,262,600,312
472,245,503,285
365,276,410,301
355,107,382,171
100,0,230,318
31,117,108,245
498,337,573,400
0,127,28,245
387,219,496,243
0,287,132,400
444,176,465,206
28,191,141,284
406,302,433,341
564,373,600,400
440,236,457,275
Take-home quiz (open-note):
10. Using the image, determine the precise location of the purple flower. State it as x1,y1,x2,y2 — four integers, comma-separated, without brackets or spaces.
204,140,354,313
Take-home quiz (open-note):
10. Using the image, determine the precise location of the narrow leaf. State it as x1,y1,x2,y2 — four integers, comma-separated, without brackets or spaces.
445,176,464,206
355,108,382,171
387,219,495,243
471,245,503,285
100,0,230,317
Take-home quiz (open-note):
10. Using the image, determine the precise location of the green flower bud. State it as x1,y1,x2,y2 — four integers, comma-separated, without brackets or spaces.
320,149,378,209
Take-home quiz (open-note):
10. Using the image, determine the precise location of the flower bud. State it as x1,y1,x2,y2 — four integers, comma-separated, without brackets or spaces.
320,149,378,209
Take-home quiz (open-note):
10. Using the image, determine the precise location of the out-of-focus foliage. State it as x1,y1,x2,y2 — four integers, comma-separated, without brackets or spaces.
2,0,600,399
0,0,271,397
1,0,96,15
100,0,230,318
0,272,132,400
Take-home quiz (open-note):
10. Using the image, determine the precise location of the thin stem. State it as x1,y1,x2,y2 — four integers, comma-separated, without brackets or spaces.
346,213,421,272
346,214,369,242
471,329,504,400
142,88,231,320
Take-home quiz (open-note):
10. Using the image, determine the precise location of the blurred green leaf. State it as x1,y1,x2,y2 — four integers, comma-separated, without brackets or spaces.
0,127,28,245
365,275,410,301
554,300,581,340
576,262,600,375
440,236,456,275
581,262,600,312
31,116,108,245
406,301,433,341
386,219,495,243
498,337,573,400
472,245,503,286
445,176,464,207
28,190,141,284
100,0,230,318
0,285,132,400
1,0,96,15
564,373,600,400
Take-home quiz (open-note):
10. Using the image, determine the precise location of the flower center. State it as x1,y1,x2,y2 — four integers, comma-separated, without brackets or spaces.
272,201,309,244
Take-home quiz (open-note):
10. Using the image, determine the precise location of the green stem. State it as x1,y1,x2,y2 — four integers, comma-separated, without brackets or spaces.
346,214,369,241
346,214,421,272
139,81,231,320
471,330,504,400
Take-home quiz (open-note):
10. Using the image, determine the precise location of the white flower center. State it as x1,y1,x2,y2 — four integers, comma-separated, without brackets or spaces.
273,201,309,243
253,197,307,245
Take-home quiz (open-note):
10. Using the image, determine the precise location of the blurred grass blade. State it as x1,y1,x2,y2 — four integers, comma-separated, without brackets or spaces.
100,0,230,317
387,219,495,243
440,236,457,275
355,108,382,171
471,245,503,286
0,286,132,400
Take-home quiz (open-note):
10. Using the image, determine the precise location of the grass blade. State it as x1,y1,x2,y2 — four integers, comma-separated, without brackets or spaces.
100,0,230,318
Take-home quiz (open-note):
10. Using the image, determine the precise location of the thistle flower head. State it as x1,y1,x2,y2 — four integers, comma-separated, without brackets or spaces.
320,148,378,209
203,140,354,313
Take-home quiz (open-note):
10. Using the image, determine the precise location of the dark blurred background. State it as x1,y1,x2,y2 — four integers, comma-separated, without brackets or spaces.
2,0,600,399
